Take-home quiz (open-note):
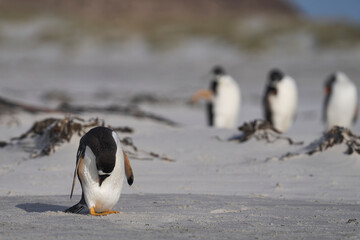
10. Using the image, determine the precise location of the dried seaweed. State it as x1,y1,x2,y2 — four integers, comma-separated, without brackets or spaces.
306,126,360,155
230,119,303,145
346,219,359,225
271,126,360,161
3,116,174,162
121,137,175,162
9,116,133,158
0,96,59,115
58,103,179,127
0,95,178,127
129,93,170,105
149,152,175,162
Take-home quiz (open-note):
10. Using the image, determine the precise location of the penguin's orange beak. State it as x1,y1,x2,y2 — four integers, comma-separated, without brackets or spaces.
324,86,330,95
190,89,213,103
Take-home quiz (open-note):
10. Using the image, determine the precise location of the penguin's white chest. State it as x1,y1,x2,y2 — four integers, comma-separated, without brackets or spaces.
79,146,125,212
269,78,298,132
326,82,357,129
213,77,241,128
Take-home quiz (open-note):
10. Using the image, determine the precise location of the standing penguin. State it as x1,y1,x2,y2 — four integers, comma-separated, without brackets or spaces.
65,126,134,216
323,72,358,130
263,69,298,133
190,65,241,128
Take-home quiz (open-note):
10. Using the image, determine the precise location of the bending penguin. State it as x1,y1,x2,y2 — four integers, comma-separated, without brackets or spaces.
263,69,298,133
191,65,241,128
323,71,358,130
65,126,134,216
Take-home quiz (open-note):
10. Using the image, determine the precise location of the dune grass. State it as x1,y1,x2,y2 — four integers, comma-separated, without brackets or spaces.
0,11,360,52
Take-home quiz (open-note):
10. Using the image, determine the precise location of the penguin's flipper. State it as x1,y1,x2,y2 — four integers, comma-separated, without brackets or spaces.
323,84,331,123
65,194,86,214
207,102,214,126
353,104,358,124
70,156,83,199
123,151,134,186
263,88,274,125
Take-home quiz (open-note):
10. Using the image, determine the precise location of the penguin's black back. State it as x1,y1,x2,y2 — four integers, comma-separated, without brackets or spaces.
79,126,117,174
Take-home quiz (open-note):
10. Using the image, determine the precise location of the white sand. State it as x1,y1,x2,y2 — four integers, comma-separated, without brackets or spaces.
0,25,360,238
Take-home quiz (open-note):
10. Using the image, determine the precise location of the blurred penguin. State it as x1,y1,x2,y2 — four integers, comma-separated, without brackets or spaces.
263,69,298,133
323,71,358,130
191,65,241,128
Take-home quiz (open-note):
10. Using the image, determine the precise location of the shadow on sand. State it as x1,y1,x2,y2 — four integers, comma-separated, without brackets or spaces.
16,203,68,213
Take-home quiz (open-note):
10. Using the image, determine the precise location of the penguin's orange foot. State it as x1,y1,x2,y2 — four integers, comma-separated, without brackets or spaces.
89,207,119,216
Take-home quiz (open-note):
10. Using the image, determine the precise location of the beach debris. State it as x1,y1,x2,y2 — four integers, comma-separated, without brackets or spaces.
0,96,59,115
58,103,179,127
129,93,174,105
9,116,133,158
0,95,178,127
120,137,138,152
305,126,360,155
41,90,72,104
229,119,303,145
121,137,175,162
269,126,360,161
346,219,359,225
3,116,174,161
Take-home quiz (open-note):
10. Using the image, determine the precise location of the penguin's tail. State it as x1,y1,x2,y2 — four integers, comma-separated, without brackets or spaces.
64,196,87,214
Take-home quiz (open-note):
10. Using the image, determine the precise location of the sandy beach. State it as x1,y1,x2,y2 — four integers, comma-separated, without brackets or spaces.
1,194,360,239
0,12,360,239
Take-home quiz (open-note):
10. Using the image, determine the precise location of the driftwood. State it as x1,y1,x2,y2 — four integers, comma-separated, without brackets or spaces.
9,116,133,158
0,96,179,127
269,126,360,161
229,119,303,145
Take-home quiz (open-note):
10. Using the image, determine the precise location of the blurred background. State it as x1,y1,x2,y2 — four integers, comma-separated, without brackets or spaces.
0,0,359,129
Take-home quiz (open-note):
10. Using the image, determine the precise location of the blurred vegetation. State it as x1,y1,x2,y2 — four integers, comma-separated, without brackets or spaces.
0,7,360,52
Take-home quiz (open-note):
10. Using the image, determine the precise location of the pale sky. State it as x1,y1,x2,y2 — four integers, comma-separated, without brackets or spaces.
291,0,360,23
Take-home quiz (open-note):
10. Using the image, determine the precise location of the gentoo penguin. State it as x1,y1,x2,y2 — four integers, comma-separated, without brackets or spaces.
190,65,241,128
65,126,134,216
263,69,298,133
323,71,358,130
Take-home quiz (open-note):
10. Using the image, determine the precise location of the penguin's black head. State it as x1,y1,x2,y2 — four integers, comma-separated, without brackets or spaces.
323,73,337,96
97,147,117,174
325,73,336,88
269,69,284,82
80,126,117,186
212,65,226,76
